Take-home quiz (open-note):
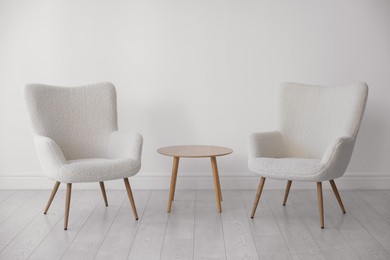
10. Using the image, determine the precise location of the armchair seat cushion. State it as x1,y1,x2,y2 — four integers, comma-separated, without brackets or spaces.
57,158,141,183
248,157,326,182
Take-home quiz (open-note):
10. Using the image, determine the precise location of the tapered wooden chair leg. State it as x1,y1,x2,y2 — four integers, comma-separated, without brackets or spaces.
44,181,60,214
124,178,138,220
283,180,292,206
251,177,266,218
99,182,108,206
329,180,346,214
317,182,324,229
64,183,72,230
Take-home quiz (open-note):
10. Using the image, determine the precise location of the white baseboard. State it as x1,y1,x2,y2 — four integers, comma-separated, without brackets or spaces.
0,172,389,190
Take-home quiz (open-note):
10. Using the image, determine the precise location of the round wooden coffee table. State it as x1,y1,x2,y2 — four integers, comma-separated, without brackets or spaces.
158,145,233,213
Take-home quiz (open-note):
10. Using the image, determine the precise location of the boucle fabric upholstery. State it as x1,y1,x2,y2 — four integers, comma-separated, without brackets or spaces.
25,82,143,183
25,82,117,159
248,82,368,182
59,158,140,183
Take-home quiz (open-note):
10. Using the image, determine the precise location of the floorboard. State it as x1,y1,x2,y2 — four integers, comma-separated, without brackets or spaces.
264,190,326,260
221,191,258,260
194,190,226,260
0,191,52,252
161,198,195,260
127,190,168,260
340,191,390,255
28,190,100,260
0,189,388,260
322,190,390,260
0,191,82,260
95,190,150,260
60,191,125,260
0,190,15,204
290,190,358,260
241,190,292,260
355,190,390,225
0,191,38,225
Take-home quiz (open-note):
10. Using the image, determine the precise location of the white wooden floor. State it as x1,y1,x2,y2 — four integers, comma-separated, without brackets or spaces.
0,189,389,260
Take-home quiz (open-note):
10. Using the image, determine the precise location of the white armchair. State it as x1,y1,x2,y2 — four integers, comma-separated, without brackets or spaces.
24,82,142,230
249,82,368,228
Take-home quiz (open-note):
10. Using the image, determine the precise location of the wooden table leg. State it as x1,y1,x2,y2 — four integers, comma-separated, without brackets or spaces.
215,165,222,201
167,157,179,213
211,156,222,213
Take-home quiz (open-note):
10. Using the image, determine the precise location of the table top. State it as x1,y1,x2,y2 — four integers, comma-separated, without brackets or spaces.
157,145,233,158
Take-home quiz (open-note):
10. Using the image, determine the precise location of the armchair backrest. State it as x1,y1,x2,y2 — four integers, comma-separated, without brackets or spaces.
24,82,118,160
279,82,368,159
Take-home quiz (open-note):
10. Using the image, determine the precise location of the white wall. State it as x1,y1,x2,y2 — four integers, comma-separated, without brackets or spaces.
1,0,389,189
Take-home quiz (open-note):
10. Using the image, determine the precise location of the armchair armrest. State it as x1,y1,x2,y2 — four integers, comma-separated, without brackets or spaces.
34,135,67,178
248,131,283,158
321,136,355,165
107,131,143,162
